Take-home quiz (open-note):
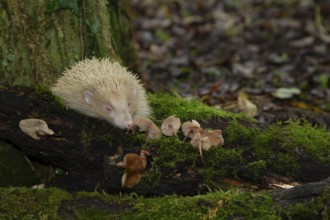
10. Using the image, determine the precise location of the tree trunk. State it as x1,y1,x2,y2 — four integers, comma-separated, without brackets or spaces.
0,0,135,86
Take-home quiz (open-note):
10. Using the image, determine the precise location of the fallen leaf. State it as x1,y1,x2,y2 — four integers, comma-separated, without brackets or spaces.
238,91,258,117
272,87,301,99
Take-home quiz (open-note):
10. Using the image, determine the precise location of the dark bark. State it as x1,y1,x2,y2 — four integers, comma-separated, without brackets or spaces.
272,177,330,207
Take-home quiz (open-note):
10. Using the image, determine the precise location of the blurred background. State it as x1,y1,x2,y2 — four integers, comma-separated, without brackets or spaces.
128,0,330,127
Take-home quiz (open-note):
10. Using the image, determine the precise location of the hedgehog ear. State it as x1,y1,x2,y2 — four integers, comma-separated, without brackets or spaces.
83,90,94,104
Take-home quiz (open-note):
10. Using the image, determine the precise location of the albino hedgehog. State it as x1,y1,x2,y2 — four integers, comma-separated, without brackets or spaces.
51,58,151,130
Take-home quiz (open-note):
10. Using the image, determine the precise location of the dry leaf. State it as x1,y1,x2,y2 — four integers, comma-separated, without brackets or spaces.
161,115,181,136
19,119,55,140
238,91,257,117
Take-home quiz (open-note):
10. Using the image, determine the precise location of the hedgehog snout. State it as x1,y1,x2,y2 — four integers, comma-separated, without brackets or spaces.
113,112,134,130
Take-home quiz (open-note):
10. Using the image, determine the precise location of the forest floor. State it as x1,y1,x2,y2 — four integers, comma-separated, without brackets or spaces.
129,0,330,128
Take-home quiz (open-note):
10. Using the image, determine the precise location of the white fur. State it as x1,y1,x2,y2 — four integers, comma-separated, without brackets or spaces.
51,58,151,129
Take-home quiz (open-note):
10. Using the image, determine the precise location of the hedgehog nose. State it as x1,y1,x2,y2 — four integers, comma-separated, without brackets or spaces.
127,121,133,130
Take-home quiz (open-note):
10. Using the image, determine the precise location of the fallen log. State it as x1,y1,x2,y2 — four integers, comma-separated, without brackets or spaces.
0,86,329,196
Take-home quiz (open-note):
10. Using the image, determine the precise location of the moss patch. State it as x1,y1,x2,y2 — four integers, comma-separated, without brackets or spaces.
0,186,329,219
148,92,250,124
0,187,71,219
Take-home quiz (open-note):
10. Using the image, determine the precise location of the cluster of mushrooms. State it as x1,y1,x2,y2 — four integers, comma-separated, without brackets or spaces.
19,116,224,189
117,115,224,188
133,115,224,156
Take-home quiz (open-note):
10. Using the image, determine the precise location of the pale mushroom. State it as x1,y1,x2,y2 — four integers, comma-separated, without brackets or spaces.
19,119,55,140
161,115,181,136
190,132,211,161
190,129,224,161
133,117,154,132
200,129,224,147
146,124,162,140
133,117,162,140
182,119,201,139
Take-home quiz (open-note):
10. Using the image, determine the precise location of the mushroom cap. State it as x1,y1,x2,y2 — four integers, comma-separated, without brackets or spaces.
200,129,224,146
190,132,211,150
161,115,181,136
123,153,147,174
133,117,153,132
182,120,201,138
133,117,162,140
19,119,54,140
146,124,162,140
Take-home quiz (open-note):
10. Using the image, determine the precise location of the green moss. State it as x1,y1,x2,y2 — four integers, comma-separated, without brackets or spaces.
224,119,260,144
75,207,114,220
148,93,249,124
243,160,267,182
202,147,244,181
122,189,279,220
0,187,71,220
281,120,330,162
222,119,330,180
0,186,329,219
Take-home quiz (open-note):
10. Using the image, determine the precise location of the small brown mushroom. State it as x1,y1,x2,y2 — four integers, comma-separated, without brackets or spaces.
120,150,150,188
19,119,55,140
161,115,181,136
